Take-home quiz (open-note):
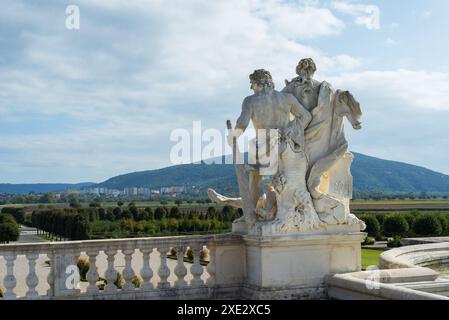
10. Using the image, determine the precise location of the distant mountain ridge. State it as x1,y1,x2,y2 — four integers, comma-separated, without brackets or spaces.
97,152,449,195
0,183,95,195
2,152,449,195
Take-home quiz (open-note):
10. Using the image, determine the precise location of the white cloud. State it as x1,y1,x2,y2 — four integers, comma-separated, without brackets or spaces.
328,69,449,111
325,69,449,176
0,0,357,121
332,1,380,30
3,1,449,183
252,0,345,39
0,0,361,182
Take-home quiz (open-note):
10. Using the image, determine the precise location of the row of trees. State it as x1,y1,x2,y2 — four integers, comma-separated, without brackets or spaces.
353,191,449,201
360,211,449,240
89,204,240,223
31,209,90,240
0,193,78,205
90,217,231,238
30,205,241,240
85,199,213,208
0,191,218,206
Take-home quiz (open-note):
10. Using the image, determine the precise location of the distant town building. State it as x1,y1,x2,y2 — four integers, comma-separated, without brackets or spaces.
160,186,186,194
80,185,187,197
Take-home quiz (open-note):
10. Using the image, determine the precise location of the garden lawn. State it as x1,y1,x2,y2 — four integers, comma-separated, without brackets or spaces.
361,248,385,270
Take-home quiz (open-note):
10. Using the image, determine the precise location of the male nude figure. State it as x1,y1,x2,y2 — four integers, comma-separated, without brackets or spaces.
228,69,312,221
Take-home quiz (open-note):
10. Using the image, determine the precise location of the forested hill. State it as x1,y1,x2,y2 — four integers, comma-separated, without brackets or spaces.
3,153,449,195
98,152,449,195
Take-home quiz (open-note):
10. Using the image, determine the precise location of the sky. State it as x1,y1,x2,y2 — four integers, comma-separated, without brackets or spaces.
0,0,449,183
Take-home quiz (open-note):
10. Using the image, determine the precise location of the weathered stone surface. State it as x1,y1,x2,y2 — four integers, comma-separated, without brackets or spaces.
380,242,449,269
202,59,369,299
327,269,448,300
242,231,365,299
208,59,365,236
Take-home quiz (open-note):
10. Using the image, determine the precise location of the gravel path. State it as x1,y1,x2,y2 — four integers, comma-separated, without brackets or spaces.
17,225,49,244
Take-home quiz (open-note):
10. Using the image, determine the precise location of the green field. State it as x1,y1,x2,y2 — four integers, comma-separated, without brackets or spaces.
361,248,385,270
0,201,220,210
3,199,449,211
352,200,449,205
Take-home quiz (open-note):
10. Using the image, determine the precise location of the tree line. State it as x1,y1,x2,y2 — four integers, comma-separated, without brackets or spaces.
30,204,241,240
359,210,449,247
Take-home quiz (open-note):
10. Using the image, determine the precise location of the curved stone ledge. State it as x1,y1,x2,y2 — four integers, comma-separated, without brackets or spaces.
379,242,449,269
327,268,447,300
327,242,449,299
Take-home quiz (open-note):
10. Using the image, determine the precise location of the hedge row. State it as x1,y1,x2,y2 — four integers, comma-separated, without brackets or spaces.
90,217,231,237
30,205,242,240
61,205,239,223
31,209,90,240
359,211,449,238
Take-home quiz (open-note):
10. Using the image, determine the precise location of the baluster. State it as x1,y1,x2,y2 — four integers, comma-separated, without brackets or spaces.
52,250,80,297
206,243,216,287
104,249,118,293
157,245,170,289
46,252,54,297
190,243,204,286
174,245,187,288
140,247,154,290
86,250,99,295
68,250,81,294
25,253,40,298
3,253,17,299
122,249,136,291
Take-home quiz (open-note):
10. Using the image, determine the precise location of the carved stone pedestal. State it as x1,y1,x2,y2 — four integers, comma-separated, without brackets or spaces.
241,229,366,299
232,219,247,234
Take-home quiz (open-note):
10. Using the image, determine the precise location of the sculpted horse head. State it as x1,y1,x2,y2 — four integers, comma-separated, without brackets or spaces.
336,90,362,130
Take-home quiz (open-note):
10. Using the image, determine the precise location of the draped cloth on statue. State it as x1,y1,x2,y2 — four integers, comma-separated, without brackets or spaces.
304,81,351,213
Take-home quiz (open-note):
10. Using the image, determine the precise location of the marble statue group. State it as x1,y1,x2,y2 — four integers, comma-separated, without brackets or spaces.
208,58,365,235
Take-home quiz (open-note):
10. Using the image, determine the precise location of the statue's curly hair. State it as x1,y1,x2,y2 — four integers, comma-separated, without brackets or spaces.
296,58,316,78
249,69,275,89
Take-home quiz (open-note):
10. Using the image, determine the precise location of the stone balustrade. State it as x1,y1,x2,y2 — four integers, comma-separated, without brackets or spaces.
0,234,244,300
